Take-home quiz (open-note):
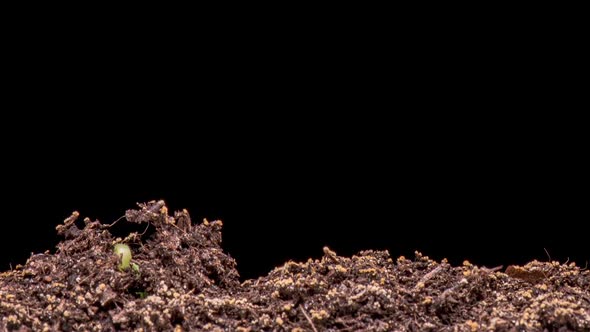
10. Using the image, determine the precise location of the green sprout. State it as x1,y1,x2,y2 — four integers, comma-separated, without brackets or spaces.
114,243,132,271
135,290,148,299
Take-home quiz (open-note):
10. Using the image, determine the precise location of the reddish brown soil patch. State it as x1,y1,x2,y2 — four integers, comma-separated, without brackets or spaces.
1,201,589,331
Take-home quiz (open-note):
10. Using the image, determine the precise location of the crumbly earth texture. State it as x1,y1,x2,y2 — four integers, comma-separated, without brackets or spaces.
1,201,589,331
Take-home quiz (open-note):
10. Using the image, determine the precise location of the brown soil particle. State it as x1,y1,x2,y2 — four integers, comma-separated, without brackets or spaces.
1,201,589,331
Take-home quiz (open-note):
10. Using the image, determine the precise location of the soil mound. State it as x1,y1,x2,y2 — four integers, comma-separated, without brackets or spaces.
1,201,588,331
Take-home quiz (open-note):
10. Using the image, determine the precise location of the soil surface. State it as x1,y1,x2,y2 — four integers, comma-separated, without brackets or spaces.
1,201,589,331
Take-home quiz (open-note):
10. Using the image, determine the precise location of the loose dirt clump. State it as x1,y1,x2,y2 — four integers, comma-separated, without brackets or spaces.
1,201,589,331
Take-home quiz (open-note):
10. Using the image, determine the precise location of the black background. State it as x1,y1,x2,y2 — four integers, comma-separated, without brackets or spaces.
1,21,587,280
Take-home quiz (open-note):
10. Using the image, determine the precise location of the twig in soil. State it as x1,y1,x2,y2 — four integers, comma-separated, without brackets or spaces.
138,222,150,236
170,222,188,235
55,211,81,235
105,215,125,228
414,265,443,290
544,248,552,262
482,265,503,273
438,277,469,301
300,307,318,332
323,246,339,263
64,211,80,226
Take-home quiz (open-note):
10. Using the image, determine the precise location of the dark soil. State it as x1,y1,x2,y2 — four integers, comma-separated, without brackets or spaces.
1,201,589,331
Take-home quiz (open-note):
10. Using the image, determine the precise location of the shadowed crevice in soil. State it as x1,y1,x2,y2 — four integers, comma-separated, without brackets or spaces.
1,201,589,331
